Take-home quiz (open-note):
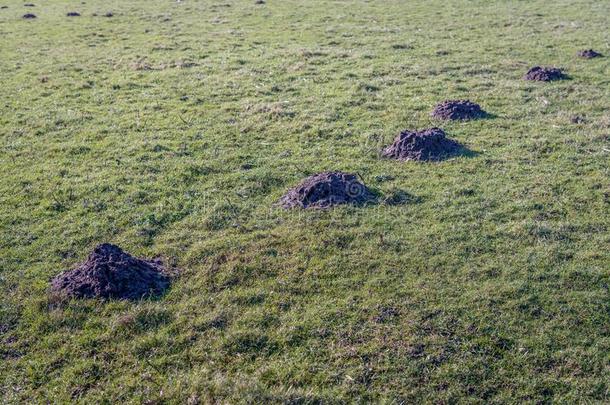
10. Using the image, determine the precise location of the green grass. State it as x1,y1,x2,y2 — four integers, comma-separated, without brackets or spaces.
1,0,609,402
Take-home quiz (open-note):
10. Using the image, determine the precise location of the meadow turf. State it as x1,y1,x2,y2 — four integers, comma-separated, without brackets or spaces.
1,0,609,402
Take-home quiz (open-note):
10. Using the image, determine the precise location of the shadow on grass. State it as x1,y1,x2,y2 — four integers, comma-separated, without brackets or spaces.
450,143,481,159
479,111,499,120
381,189,423,206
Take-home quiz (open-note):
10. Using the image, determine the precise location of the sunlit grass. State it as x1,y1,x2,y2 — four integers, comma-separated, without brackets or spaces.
1,0,609,402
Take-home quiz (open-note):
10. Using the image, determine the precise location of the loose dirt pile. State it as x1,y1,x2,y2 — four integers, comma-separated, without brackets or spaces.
22,13,36,18
431,100,487,120
382,128,461,161
280,171,376,209
51,243,170,300
524,66,565,81
577,49,602,59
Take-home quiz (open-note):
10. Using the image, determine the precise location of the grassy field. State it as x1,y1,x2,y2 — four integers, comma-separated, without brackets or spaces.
1,0,609,402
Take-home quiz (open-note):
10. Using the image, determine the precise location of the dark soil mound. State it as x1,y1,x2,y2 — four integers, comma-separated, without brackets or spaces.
570,115,586,124
577,49,602,59
382,127,461,161
22,13,36,18
524,66,565,81
51,243,170,300
280,171,376,209
431,100,487,120
66,12,80,17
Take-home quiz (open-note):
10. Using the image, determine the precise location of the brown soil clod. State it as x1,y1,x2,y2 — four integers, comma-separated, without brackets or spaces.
66,11,80,17
382,127,462,161
431,100,487,121
280,171,376,209
577,49,602,59
51,243,171,300
524,66,566,81
374,306,400,323
22,13,36,18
